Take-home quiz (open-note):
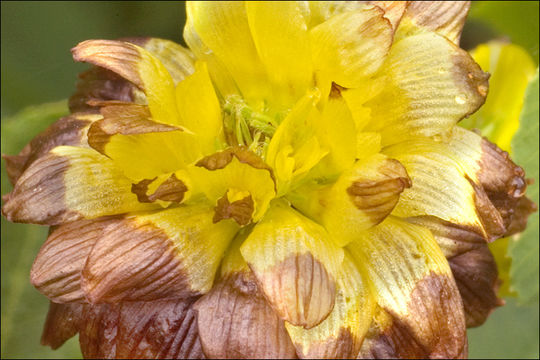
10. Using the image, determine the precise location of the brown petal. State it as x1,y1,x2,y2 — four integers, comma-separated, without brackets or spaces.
79,299,204,359
195,271,297,359
504,196,537,236
404,1,471,44
31,218,114,303
448,245,503,327
41,302,85,350
3,113,98,184
81,204,238,303
213,191,254,225
358,274,468,359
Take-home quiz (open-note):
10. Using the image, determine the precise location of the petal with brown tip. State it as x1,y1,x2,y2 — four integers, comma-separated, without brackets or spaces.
81,204,238,303
241,201,343,329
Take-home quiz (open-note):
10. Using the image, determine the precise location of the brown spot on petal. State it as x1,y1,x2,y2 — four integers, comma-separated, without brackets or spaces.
347,158,411,224
41,302,85,350
213,191,254,226
329,82,346,99
452,48,490,118
258,252,336,329
194,271,297,359
131,174,188,204
504,196,537,236
449,245,503,328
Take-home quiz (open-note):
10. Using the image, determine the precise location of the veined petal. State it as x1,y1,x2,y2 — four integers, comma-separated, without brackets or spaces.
246,1,312,105
81,204,239,303
195,233,297,359
79,299,204,359
240,201,344,329
285,253,375,359
186,1,267,101
400,1,470,44
72,40,180,125
190,147,276,224
349,216,467,358
384,138,505,240
31,218,114,303
367,1,407,30
175,61,224,154
4,112,100,184
448,245,503,327
87,104,200,181
41,302,84,350
310,5,393,89
2,146,157,225
363,30,488,145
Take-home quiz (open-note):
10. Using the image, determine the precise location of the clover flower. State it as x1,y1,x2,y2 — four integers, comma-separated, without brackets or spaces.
2,1,536,359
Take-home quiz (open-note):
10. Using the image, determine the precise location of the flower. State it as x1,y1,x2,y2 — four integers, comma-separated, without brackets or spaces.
1,1,536,359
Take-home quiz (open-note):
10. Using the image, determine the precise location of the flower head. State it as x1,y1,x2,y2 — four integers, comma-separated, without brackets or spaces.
2,1,536,359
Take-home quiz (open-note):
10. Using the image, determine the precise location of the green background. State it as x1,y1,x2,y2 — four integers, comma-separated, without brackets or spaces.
1,2,539,358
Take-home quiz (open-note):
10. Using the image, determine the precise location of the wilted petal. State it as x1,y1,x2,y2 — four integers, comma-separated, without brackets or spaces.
401,1,470,44
131,173,188,204
362,29,488,145
79,299,204,359
449,244,503,328
285,253,374,359
367,1,407,30
2,146,157,225
41,302,85,350
72,39,180,126
349,217,467,358
241,201,343,329
82,204,239,303
3,113,101,184
31,218,115,303
194,232,297,359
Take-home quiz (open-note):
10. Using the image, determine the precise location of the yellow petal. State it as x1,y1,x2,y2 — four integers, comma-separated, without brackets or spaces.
362,30,488,145
175,61,224,154
72,40,180,126
246,1,312,106
186,1,267,101
310,4,393,89
285,253,375,358
2,146,157,225
240,201,344,329
82,203,239,302
349,216,467,358
462,42,536,152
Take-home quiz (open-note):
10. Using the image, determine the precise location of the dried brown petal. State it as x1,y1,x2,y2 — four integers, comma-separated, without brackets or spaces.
41,302,85,350
213,191,254,225
132,173,188,204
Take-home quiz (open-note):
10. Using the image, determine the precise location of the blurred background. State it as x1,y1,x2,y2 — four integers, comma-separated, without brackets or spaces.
1,1,538,358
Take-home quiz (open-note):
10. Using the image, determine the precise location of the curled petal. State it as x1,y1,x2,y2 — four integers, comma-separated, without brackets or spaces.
2,146,157,225
31,218,115,303
402,1,470,44
131,173,188,204
3,113,100,184
41,302,84,350
241,202,343,329
349,217,467,358
448,245,503,327
79,299,204,359
367,1,408,31
81,204,238,303
72,39,180,126
285,253,375,359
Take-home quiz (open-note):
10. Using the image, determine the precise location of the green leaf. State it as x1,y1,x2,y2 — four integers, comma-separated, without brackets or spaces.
469,1,539,64
509,69,539,305
1,101,82,359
